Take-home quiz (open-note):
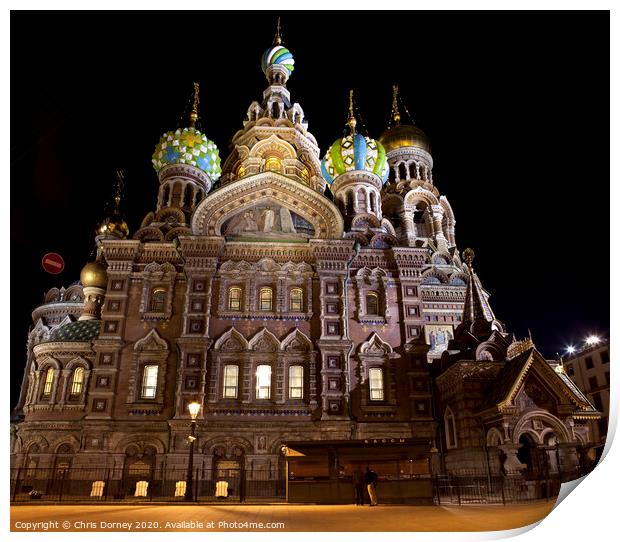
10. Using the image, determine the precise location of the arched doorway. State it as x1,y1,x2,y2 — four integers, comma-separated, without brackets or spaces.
123,445,156,498
211,445,245,502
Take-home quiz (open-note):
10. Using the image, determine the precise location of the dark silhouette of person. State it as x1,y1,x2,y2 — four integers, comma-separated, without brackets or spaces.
365,467,378,506
353,466,365,505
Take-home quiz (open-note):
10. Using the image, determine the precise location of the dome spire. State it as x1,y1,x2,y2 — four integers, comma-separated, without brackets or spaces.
189,81,199,128
347,89,357,135
96,169,129,240
274,17,282,45
391,85,401,126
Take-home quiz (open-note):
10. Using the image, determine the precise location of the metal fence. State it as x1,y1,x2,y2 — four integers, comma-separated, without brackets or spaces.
10,467,285,503
432,471,570,505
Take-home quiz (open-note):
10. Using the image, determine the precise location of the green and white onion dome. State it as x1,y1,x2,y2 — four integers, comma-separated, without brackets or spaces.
321,134,389,186
152,127,221,181
261,45,295,75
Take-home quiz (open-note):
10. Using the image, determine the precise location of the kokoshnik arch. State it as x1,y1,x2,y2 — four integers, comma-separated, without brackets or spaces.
11,29,601,504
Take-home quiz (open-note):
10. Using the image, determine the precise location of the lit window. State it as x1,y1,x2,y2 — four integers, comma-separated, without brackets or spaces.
70,367,84,396
289,366,304,399
223,365,239,398
369,368,384,401
259,287,273,311
290,288,303,311
300,167,310,184
236,165,246,179
256,365,271,399
228,287,242,311
366,292,379,315
150,288,166,312
264,156,281,172
43,367,55,396
141,365,158,399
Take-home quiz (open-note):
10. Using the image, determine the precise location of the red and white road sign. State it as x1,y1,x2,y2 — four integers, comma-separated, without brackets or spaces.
41,252,65,275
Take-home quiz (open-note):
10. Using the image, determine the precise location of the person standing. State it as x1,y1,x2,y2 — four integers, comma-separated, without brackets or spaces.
353,466,365,506
365,467,378,506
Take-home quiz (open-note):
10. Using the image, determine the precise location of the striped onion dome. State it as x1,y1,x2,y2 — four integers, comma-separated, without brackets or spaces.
321,134,389,186
261,45,295,75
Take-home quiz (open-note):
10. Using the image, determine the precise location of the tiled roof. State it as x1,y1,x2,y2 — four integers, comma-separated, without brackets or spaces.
479,349,532,411
46,320,101,343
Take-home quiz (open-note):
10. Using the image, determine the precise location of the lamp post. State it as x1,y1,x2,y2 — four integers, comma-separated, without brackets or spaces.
185,401,201,501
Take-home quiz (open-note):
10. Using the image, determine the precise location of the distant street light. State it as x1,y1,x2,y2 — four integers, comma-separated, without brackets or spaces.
566,346,576,355
185,401,201,501
585,336,601,346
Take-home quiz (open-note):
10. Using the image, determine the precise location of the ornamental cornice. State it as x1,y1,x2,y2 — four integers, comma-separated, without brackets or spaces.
158,163,212,187
331,170,384,193
192,172,344,239
33,343,94,357
100,240,141,261
136,243,183,265
222,243,315,263
32,303,83,324
386,146,433,168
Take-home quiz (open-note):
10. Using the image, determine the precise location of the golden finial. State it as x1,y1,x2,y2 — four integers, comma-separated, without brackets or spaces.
274,17,282,45
391,84,401,125
347,89,357,134
189,81,199,127
463,248,475,268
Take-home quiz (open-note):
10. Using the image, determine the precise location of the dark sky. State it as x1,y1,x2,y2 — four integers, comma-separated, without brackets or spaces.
10,12,609,406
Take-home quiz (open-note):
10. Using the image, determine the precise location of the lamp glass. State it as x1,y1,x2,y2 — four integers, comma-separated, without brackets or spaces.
188,401,201,419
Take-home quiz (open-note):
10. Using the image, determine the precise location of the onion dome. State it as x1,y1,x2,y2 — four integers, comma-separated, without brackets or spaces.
321,134,389,185
261,45,295,76
379,123,431,154
80,261,108,289
152,127,221,181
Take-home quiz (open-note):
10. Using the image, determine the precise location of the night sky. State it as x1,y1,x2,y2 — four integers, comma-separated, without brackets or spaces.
10,12,609,407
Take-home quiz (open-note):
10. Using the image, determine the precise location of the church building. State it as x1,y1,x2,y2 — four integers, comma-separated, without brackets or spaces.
11,30,601,503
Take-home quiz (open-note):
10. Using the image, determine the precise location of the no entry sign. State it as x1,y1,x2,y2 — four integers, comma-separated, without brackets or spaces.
41,252,65,275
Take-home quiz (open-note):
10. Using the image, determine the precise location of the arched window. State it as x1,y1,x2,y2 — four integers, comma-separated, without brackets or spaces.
369,191,376,213
445,407,457,449
228,286,242,311
150,288,167,312
259,287,273,311
70,367,85,396
289,365,304,399
264,156,281,172
357,189,367,210
141,365,159,399
255,365,271,399
223,365,239,398
368,368,384,401
43,367,55,396
366,291,379,315
346,190,355,213
398,163,407,181
290,288,303,312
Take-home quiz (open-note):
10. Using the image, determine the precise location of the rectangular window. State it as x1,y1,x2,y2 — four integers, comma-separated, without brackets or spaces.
256,365,271,399
585,356,594,370
289,366,304,399
588,376,598,390
605,372,610,386
228,287,242,311
369,368,384,401
601,350,609,364
223,365,239,398
259,287,273,311
141,365,159,399
567,364,575,376
592,392,603,411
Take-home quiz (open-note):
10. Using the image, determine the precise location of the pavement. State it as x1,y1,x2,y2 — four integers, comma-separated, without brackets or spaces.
10,501,556,532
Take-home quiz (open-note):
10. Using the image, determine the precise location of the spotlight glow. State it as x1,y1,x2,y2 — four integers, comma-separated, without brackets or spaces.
585,336,600,346
566,346,576,354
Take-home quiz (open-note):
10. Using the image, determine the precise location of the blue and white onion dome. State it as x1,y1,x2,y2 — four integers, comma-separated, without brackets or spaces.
152,127,221,182
261,45,295,76
321,134,389,185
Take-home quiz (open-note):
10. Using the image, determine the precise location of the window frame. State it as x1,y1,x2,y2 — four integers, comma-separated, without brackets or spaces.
368,367,384,401
223,364,239,399
289,287,304,312
141,364,159,399
70,367,85,397
366,291,379,316
288,365,304,399
42,367,55,397
255,364,272,400
150,288,167,312
259,287,273,312
228,286,243,311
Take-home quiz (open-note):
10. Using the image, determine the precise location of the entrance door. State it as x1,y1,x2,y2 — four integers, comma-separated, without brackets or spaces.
214,459,241,501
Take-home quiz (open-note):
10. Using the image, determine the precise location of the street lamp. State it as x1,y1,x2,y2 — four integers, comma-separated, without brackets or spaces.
566,346,576,355
184,401,201,501
585,335,600,346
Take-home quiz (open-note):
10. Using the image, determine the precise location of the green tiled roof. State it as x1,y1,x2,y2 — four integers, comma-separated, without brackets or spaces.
46,320,101,342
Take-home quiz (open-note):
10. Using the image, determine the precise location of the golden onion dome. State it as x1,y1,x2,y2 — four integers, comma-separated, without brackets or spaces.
80,261,108,289
378,123,431,154
96,214,129,240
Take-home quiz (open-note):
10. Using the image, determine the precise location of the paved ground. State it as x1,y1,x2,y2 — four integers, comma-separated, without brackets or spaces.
11,501,556,532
